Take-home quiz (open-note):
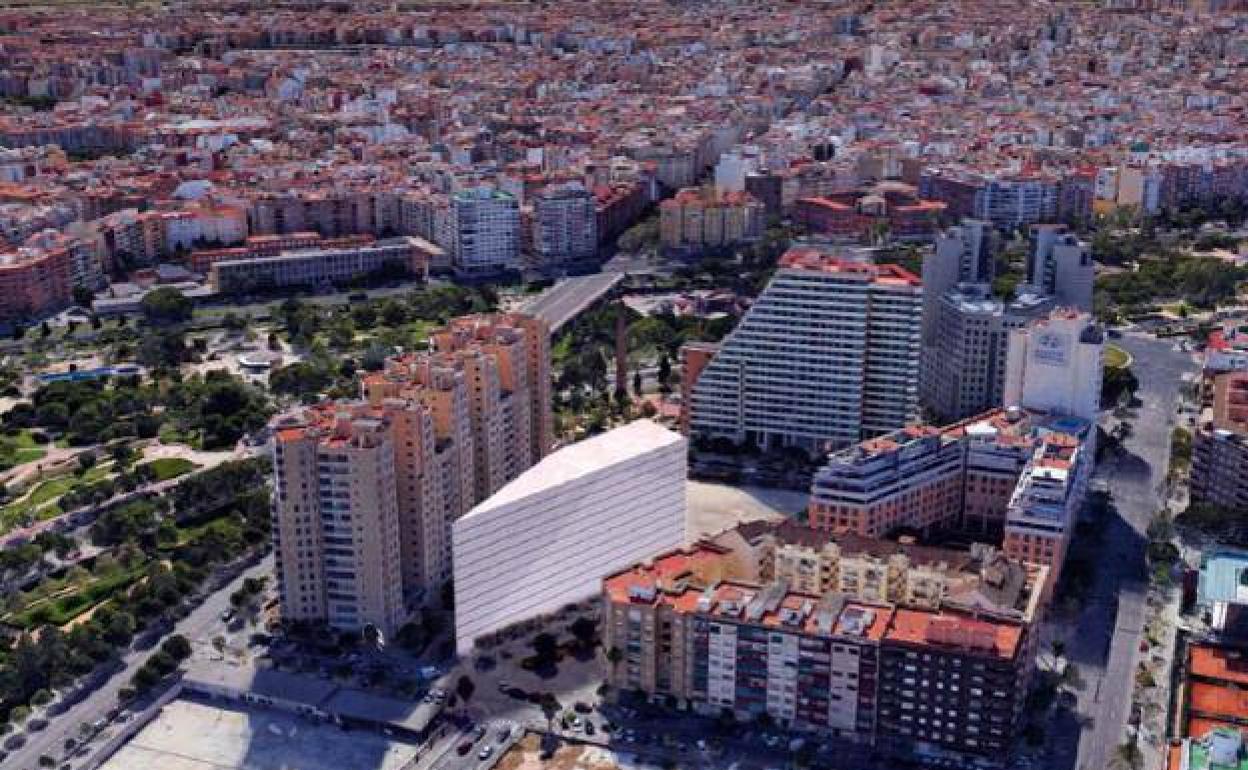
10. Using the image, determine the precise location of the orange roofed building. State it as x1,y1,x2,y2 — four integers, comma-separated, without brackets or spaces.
603,534,1037,763
271,312,550,638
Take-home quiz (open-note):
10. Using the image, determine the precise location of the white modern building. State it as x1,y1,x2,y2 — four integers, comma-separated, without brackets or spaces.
686,248,923,452
1003,309,1104,422
450,187,521,277
451,419,688,655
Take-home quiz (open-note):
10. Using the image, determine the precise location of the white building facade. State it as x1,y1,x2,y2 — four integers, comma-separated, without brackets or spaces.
450,187,521,277
688,249,923,452
451,419,688,655
1003,309,1104,422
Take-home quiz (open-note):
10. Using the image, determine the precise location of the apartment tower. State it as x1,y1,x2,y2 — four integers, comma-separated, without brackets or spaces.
271,312,551,635
684,248,922,452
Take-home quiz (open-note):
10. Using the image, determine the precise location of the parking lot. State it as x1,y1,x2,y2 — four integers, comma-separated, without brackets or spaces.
98,699,421,770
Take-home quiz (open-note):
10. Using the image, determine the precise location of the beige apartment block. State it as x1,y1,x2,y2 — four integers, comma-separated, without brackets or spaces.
272,312,552,635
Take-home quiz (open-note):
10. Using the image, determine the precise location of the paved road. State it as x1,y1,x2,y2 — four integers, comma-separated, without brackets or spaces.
4,555,274,770
1072,332,1197,770
521,273,623,331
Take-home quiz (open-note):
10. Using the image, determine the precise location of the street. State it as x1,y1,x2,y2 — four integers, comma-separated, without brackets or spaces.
3,554,274,770
1070,331,1198,770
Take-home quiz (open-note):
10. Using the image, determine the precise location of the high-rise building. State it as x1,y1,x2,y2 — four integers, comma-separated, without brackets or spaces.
1002,309,1105,423
450,187,521,277
684,248,922,452
1027,224,1094,312
0,243,74,321
270,405,408,638
271,313,551,635
532,182,598,270
920,285,1053,423
921,219,994,347
453,419,687,655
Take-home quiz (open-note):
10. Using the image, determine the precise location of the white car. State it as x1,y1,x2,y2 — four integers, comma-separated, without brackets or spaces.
478,745,493,760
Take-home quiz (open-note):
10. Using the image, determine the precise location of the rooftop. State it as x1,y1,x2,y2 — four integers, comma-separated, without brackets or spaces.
464,419,684,518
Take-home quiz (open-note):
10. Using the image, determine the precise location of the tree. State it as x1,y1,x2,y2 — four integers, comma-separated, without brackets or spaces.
539,693,561,728
140,287,193,324
532,632,559,663
138,329,188,369
221,312,247,333
161,634,192,661
456,674,475,702
569,617,597,650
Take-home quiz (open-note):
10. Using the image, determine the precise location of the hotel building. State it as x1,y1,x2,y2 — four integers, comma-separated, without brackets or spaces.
920,284,1053,423
453,419,687,655
808,408,1093,585
683,248,922,452
271,313,551,635
1002,310,1105,423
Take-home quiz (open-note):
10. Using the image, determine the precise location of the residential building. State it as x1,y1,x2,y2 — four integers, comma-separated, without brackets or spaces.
659,187,765,253
270,405,407,638
683,248,922,452
1177,642,1248,749
531,182,598,270
1002,310,1105,423
708,520,1046,619
1192,371,1248,512
1167,727,1248,770
453,419,687,655
602,537,1038,762
1027,224,1094,312
208,237,436,293
449,187,521,277
0,243,74,321
920,285,1053,423
271,313,551,633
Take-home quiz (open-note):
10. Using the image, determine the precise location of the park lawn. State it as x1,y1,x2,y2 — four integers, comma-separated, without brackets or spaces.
6,565,147,629
0,429,49,469
1104,344,1132,369
0,464,114,531
140,457,199,482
